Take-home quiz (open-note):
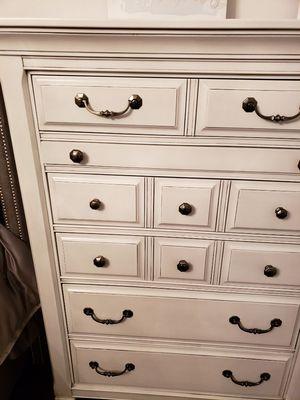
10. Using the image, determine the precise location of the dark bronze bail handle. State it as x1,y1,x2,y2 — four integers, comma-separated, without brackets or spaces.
89,361,135,377
229,315,282,334
222,370,271,387
242,97,300,123
75,93,142,118
83,307,133,325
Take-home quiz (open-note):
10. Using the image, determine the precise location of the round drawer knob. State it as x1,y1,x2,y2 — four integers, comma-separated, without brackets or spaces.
264,265,278,277
69,149,84,163
298,160,300,171
90,198,102,210
177,260,190,272
93,256,107,268
178,203,193,215
275,207,288,219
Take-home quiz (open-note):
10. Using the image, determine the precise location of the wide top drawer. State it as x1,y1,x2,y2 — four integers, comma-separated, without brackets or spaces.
32,75,187,135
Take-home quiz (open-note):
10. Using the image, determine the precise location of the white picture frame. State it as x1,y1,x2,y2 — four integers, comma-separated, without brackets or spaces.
108,0,228,21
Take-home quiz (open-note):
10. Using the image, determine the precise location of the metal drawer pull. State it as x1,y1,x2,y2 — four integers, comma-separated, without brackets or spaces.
275,207,288,219
264,265,278,277
83,307,133,324
75,93,142,118
89,361,135,377
93,256,107,268
177,260,190,272
229,315,282,334
178,202,193,215
89,198,102,210
222,370,271,387
69,149,84,163
242,97,300,123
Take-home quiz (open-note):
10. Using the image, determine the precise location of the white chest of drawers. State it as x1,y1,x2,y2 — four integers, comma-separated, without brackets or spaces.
1,13,300,400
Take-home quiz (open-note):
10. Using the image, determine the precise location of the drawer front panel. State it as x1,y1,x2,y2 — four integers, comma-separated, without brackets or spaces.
64,287,299,347
41,141,300,175
196,79,300,138
154,237,214,283
33,76,187,135
72,342,289,398
226,181,300,235
154,178,220,231
56,233,145,279
221,241,300,288
48,174,145,227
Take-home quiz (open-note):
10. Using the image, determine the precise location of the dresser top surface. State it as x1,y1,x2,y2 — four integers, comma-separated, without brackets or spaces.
1,0,300,30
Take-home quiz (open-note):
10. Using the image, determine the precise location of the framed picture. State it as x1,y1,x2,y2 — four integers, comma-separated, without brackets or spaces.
108,0,228,21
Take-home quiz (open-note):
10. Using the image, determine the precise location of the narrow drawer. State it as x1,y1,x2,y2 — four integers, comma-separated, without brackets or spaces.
48,173,145,227
71,341,290,398
196,79,300,138
41,141,300,176
154,237,214,284
33,75,187,135
226,181,300,235
64,286,299,348
154,178,220,231
56,233,145,280
221,241,300,288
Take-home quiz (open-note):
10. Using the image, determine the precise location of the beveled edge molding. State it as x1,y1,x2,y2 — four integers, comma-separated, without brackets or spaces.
1,29,300,57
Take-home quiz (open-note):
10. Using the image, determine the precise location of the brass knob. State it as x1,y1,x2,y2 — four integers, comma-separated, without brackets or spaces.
178,203,192,215
90,199,101,210
264,265,278,277
69,149,84,163
275,207,288,219
177,260,190,272
93,256,106,268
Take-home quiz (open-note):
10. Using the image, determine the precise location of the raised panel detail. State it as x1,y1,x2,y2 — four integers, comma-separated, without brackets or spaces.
154,178,220,231
196,79,300,138
64,286,299,348
154,237,214,284
71,341,290,399
56,233,145,280
33,75,187,135
48,173,145,227
226,181,300,235
221,241,300,288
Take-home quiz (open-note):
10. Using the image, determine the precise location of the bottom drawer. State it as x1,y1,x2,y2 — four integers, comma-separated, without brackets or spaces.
71,341,290,399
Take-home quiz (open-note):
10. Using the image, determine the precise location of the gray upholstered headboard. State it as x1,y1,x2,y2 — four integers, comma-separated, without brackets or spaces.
0,86,28,243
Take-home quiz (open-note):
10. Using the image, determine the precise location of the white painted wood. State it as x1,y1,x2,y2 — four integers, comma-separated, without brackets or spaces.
32,75,187,136
0,57,72,398
70,340,290,398
153,237,214,284
154,178,220,231
221,242,300,288
48,173,145,227
2,18,300,400
196,79,300,138
56,233,145,280
63,285,299,348
226,181,300,235
40,141,300,175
